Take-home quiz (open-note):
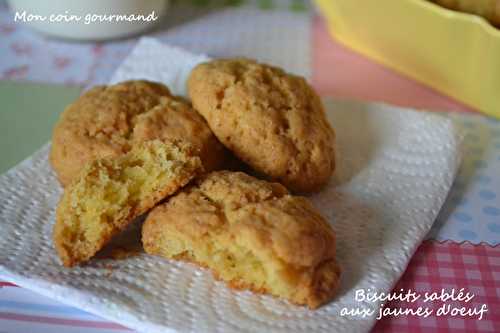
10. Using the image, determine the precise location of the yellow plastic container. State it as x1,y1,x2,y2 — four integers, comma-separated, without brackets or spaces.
315,0,500,118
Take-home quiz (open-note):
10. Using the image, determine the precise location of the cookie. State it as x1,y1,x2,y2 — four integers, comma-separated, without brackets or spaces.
430,0,500,26
131,96,227,173
188,59,335,192
54,139,203,267
142,171,341,308
50,80,225,186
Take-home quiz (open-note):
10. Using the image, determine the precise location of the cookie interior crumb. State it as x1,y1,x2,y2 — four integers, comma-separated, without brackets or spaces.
154,225,339,308
50,80,226,186
143,171,340,308
54,139,202,267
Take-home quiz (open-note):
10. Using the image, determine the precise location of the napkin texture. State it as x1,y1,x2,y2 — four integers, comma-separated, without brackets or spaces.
0,38,461,333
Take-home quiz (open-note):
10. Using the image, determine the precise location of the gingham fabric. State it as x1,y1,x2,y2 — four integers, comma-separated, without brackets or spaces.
373,241,500,333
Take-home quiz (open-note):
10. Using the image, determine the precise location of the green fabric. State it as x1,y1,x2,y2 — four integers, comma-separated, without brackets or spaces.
290,0,307,12
0,81,81,174
258,0,275,9
181,0,308,11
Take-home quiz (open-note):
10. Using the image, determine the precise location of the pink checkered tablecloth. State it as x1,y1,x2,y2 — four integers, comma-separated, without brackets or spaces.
373,241,500,333
1,1,499,332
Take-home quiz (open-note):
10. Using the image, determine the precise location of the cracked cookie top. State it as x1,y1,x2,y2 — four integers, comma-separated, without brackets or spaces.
50,80,226,186
143,171,340,308
188,59,335,192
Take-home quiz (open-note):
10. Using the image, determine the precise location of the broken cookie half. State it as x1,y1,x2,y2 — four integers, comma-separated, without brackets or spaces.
53,139,203,267
142,171,341,308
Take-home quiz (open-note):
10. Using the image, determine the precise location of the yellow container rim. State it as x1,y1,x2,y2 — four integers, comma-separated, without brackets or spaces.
409,0,500,38
315,0,500,117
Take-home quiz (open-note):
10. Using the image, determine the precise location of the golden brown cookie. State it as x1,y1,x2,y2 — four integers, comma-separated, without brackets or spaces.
131,96,227,173
188,59,335,193
430,0,500,26
142,171,341,308
54,139,203,267
50,80,226,186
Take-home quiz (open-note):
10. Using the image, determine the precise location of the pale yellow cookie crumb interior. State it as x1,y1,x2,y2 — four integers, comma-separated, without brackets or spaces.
160,234,296,298
143,171,340,308
55,140,201,266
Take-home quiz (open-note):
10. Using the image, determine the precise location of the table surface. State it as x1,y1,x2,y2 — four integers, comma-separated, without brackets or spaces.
0,0,499,332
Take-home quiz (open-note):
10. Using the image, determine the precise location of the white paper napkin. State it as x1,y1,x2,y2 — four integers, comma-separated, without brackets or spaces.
0,38,461,333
